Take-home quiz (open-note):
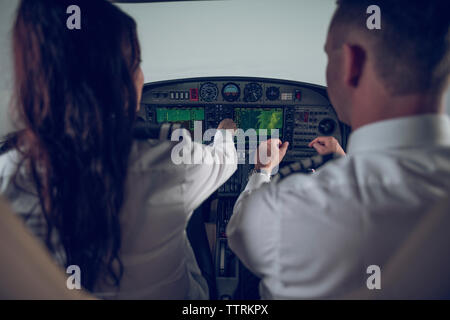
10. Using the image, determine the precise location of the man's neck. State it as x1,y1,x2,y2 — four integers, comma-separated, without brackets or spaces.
350,92,443,131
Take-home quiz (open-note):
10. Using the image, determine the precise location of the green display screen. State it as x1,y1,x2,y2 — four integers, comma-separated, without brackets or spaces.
156,107,204,132
234,107,283,134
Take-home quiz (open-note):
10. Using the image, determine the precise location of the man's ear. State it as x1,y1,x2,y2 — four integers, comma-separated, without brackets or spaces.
342,43,366,88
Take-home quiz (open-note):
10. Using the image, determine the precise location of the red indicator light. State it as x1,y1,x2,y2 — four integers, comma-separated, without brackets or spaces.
304,112,309,122
295,90,302,101
190,88,199,101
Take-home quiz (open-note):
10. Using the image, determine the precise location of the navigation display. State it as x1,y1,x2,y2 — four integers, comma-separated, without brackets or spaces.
234,107,283,134
156,107,204,133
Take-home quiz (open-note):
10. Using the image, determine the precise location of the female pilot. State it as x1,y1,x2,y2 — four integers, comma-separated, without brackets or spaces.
0,0,236,299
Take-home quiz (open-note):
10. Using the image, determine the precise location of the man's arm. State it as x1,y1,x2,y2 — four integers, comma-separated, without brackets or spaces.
231,138,289,226
309,136,346,156
233,138,289,211
227,146,363,298
227,139,289,276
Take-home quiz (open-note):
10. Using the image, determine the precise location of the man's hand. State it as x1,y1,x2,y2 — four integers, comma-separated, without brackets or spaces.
308,136,346,156
218,118,237,135
255,139,289,172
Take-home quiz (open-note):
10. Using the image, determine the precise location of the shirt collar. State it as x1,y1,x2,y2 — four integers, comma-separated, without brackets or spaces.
347,113,450,154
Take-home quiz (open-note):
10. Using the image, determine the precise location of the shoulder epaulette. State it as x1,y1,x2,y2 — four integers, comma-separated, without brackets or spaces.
275,153,341,181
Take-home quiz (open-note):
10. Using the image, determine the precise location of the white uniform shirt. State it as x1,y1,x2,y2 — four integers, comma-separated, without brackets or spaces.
0,130,237,299
227,114,450,299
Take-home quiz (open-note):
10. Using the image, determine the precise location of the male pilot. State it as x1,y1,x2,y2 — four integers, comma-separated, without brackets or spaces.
227,0,450,299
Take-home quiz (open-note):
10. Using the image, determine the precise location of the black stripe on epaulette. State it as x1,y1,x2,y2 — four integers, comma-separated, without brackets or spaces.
275,153,341,181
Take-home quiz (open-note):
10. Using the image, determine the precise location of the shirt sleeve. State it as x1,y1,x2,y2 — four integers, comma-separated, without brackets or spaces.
226,172,277,278
183,129,238,213
231,171,271,226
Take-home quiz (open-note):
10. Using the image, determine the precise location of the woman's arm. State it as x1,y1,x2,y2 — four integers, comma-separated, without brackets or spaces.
183,119,238,213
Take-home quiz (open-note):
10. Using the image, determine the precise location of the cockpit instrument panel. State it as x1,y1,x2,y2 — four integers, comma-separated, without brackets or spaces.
139,77,350,162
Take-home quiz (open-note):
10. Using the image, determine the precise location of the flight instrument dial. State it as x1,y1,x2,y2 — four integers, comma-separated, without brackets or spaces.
200,82,219,102
266,86,280,101
222,82,241,102
243,82,263,102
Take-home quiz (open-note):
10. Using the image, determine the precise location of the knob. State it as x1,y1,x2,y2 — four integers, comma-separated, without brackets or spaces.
318,118,336,135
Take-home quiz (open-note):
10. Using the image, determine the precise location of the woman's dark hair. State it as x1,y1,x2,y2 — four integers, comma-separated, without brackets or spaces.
12,0,141,291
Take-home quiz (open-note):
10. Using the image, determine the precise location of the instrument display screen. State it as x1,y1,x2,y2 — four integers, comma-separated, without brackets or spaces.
234,107,283,135
156,107,204,133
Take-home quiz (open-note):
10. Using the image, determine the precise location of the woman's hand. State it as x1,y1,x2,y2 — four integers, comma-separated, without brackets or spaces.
217,118,237,135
